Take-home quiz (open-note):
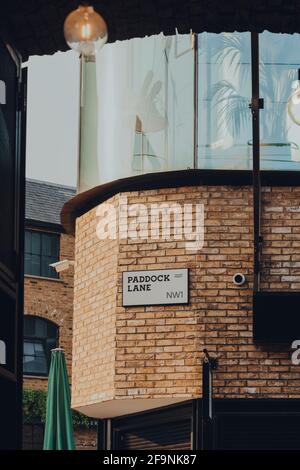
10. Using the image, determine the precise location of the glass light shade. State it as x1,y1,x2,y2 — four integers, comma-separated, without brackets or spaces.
64,5,108,57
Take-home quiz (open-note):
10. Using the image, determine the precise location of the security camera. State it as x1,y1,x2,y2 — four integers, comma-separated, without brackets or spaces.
233,273,246,286
49,260,74,273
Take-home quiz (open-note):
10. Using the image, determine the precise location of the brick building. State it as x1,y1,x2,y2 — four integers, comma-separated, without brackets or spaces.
2,0,300,452
23,179,97,450
61,31,300,450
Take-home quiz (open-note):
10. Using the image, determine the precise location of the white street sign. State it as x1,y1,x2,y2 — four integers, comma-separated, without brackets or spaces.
122,269,189,306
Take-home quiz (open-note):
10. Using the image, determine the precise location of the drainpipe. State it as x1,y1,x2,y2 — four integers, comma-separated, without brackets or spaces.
250,32,263,293
201,349,218,450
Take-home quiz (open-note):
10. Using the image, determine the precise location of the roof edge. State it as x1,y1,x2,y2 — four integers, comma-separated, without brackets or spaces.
61,169,300,235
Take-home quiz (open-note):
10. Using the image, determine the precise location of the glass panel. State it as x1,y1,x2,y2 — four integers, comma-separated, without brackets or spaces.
23,317,58,376
198,32,252,169
35,317,47,338
41,233,59,257
24,253,31,275
30,254,40,276
41,256,58,278
31,232,41,255
78,33,194,191
34,342,44,352
40,234,59,278
41,257,50,278
25,231,31,253
23,340,47,375
24,232,59,278
24,316,35,336
47,321,58,339
259,32,300,170
23,341,34,356
42,233,52,256
50,234,59,257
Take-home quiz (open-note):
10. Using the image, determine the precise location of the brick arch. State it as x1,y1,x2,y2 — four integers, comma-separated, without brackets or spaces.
24,311,60,326
23,314,60,349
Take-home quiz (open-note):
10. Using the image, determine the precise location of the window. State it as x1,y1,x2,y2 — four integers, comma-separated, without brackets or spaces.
23,316,58,376
197,31,300,171
23,424,44,450
198,32,252,170
259,32,300,170
24,230,59,279
76,32,300,190
79,33,195,190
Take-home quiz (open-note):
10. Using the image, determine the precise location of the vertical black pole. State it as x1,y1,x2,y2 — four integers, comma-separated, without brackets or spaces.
251,32,262,293
16,64,27,450
97,420,105,450
97,419,112,450
193,33,199,169
202,358,214,449
192,399,201,450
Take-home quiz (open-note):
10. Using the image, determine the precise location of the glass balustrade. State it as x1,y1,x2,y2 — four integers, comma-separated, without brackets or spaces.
78,31,300,193
197,32,252,170
259,32,300,171
79,33,194,191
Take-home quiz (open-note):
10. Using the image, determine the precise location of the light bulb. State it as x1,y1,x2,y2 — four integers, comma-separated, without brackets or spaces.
64,5,108,57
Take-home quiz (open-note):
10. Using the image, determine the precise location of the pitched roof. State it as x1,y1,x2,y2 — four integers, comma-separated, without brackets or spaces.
25,179,76,227
1,1,300,60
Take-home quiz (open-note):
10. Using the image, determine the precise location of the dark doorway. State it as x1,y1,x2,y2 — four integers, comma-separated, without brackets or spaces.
103,399,300,450
214,400,300,450
108,402,193,450
0,41,26,449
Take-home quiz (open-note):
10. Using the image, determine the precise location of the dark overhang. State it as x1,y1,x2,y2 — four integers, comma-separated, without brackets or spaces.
2,1,300,60
61,169,300,234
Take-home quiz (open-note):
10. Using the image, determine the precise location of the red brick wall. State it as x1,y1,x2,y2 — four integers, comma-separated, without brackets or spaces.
74,427,97,450
261,186,300,289
23,231,75,390
23,228,97,448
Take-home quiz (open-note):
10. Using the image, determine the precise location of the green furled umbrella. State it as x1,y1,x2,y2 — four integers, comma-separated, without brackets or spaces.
43,348,75,450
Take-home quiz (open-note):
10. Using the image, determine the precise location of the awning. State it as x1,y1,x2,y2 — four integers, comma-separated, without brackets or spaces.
43,349,75,450
1,1,300,60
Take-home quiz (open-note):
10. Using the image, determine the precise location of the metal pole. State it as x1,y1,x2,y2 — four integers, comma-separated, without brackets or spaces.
251,32,263,293
202,360,212,449
192,399,201,450
16,60,27,451
201,349,218,450
193,33,199,169
97,418,112,450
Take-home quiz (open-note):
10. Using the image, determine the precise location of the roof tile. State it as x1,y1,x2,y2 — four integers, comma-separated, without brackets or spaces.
25,179,75,226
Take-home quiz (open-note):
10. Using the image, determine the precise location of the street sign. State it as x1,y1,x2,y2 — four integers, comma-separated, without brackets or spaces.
122,268,189,306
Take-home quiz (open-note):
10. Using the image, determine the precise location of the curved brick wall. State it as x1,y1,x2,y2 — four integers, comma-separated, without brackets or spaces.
72,185,300,418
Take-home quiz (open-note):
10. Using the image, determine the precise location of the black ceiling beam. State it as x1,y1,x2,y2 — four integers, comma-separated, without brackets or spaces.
2,1,300,59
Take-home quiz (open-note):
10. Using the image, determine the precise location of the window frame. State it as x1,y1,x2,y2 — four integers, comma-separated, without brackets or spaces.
23,315,59,378
22,423,44,450
195,31,300,174
24,229,60,280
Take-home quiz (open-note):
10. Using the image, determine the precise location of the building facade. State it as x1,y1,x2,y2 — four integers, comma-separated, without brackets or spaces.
2,0,300,452
62,31,300,450
23,179,97,450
